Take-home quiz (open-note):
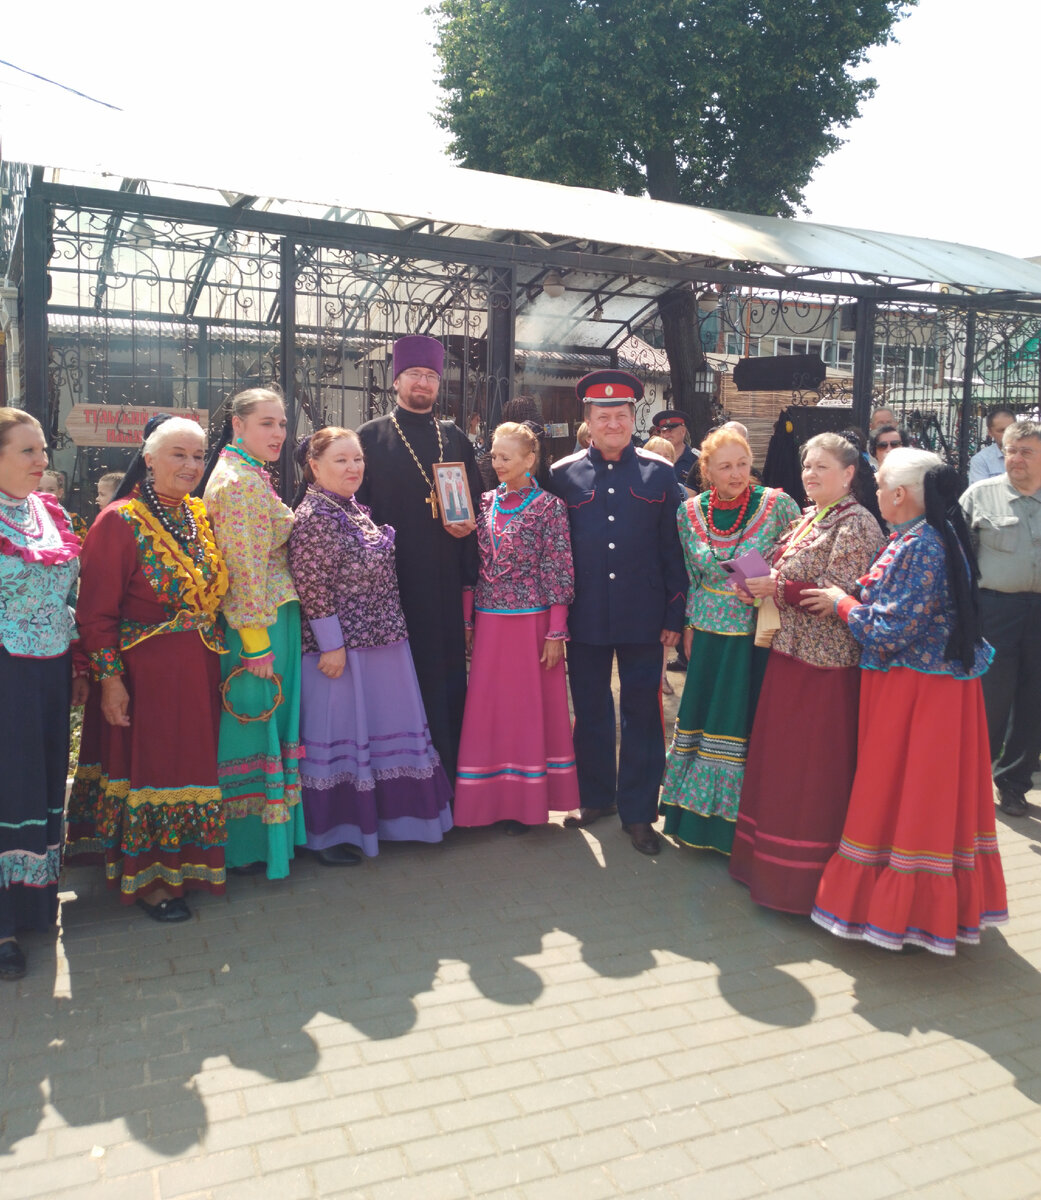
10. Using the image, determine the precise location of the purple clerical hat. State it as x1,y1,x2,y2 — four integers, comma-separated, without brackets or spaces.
393,335,444,380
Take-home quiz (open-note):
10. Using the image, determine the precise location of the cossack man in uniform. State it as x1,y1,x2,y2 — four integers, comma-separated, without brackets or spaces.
548,370,688,855
650,409,697,485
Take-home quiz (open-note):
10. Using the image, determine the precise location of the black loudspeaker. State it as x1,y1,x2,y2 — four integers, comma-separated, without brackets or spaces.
732,353,827,392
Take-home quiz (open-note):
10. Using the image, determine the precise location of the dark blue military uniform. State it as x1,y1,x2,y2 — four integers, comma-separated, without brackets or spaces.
673,444,697,487
548,443,687,825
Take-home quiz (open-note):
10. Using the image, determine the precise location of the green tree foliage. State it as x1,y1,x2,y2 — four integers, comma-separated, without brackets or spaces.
432,1,916,438
433,0,916,216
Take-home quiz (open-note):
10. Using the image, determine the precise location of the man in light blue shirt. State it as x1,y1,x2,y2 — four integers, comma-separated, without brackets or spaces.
961,419,1041,816
968,408,1016,485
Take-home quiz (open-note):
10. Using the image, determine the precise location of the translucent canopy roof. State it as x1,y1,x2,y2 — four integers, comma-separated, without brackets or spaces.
6,59,1041,331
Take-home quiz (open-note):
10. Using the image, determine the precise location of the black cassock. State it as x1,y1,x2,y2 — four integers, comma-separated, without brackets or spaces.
355,406,481,782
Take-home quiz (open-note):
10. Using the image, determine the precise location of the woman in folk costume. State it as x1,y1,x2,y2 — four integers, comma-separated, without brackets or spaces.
0,409,86,978
455,421,579,834
289,428,452,860
203,389,305,879
67,416,228,922
659,426,800,855
804,450,1007,955
728,433,886,914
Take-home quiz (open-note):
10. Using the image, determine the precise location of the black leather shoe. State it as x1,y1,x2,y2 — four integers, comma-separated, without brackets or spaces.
563,806,617,829
502,820,530,836
228,862,266,876
623,822,661,856
0,940,26,981
137,896,191,923
999,791,1029,817
316,844,363,866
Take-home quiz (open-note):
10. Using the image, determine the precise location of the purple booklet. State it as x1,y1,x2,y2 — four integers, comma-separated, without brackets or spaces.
720,548,772,591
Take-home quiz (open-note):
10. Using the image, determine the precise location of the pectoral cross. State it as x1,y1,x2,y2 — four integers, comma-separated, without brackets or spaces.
426,488,440,520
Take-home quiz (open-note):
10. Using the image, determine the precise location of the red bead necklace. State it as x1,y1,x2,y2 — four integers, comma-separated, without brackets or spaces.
705,486,751,538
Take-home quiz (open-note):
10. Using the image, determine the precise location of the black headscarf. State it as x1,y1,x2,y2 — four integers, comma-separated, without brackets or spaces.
837,429,886,534
198,411,235,496
291,434,313,509
923,463,983,673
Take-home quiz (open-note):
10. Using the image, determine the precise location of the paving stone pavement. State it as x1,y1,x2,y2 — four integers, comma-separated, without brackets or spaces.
4,683,1041,1198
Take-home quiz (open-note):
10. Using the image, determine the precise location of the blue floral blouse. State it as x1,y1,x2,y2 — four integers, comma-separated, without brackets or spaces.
0,492,80,659
842,522,992,679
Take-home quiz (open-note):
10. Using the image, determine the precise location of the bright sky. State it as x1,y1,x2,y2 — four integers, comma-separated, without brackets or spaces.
3,0,1038,258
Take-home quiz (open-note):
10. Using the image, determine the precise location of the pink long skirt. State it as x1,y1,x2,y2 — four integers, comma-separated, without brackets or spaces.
454,610,579,826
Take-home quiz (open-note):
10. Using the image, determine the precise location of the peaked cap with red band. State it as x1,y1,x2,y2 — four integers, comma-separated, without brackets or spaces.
576,369,644,405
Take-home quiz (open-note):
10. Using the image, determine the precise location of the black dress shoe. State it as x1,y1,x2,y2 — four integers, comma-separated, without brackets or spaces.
502,820,530,836
137,896,191,923
999,791,1029,817
0,940,26,981
623,822,661,856
563,806,617,829
316,844,363,866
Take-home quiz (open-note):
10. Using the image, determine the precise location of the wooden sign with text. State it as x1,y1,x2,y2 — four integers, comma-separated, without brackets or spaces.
65,405,209,447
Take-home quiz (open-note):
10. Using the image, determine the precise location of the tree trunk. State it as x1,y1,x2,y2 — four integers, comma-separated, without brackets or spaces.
645,152,711,443
657,285,712,445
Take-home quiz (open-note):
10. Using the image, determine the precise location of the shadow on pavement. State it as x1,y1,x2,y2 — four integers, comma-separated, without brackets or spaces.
3,809,1039,1163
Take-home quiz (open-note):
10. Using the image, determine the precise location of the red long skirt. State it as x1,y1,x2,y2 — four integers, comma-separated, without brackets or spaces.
811,667,1008,955
730,652,860,914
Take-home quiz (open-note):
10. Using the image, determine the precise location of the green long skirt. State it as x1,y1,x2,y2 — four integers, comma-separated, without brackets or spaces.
659,629,769,855
218,601,306,878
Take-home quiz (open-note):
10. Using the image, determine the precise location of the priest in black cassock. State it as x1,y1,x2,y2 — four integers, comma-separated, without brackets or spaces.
355,336,481,782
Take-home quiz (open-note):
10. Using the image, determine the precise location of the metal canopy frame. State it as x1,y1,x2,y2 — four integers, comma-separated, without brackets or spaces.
31,180,1041,319
8,170,1041,496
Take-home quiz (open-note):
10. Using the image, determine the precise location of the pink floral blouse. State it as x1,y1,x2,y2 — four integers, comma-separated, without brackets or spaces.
771,499,887,669
471,486,574,636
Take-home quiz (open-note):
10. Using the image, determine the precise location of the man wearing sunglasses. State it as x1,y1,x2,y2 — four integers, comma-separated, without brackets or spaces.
868,424,905,470
650,409,697,485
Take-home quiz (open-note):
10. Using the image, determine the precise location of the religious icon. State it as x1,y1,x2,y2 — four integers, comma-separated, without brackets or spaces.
432,462,474,528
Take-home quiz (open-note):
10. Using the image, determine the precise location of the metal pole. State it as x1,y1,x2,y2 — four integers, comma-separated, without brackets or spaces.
959,309,976,479
278,238,298,504
22,193,49,423
485,265,514,433
851,299,877,433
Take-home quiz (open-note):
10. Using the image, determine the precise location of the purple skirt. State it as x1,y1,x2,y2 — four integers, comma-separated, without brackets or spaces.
299,640,453,856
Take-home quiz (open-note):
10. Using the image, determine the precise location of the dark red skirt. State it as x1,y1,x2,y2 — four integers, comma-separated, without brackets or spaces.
811,667,1008,955
730,652,860,914
67,630,225,902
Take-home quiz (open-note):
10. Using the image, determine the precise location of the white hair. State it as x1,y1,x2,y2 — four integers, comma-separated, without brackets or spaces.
143,417,206,457
876,446,941,502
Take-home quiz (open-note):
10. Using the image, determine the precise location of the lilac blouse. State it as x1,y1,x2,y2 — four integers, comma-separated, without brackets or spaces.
288,485,408,652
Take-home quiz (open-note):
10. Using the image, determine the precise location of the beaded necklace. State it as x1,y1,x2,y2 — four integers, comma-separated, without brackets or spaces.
141,479,204,562
775,496,850,565
225,442,267,471
0,491,42,539
490,480,540,551
704,486,751,538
